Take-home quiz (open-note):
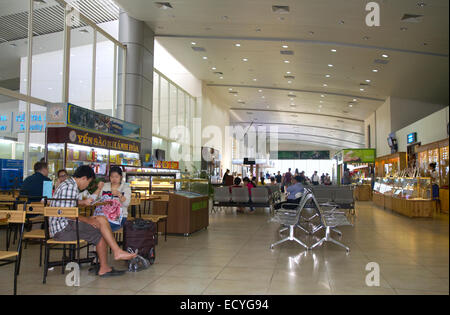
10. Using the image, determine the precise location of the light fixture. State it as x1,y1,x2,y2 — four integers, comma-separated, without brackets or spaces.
242,58,248,62
288,81,292,84
219,76,224,79
382,54,389,58
325,74,331,78
400,27,408,31
323,84,328,87
211,67,216,70
191,42,197,45
235,43,241,47
284,60,290,63
349,104,353,107
282,45,289,48
363,36,370,40
253,78,257,81
365,79,371,83
228,88,233,91
331,49,337,52
321,94,325,98
417,2,427,7
372,69,379,73
328,64,334,67
353,99,358,102
202,56,208,60
155,2,173,9
258,89,262,92
262,96,265,99
360,88,365,91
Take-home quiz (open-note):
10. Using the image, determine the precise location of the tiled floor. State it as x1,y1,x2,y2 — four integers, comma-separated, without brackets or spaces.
0,201,448,295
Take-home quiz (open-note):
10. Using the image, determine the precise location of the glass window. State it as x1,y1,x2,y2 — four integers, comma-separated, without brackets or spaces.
1,0,29,92
159,77,169,138
152,72,160,135
30,0,64,102
95,31,115,116
69,24,94,109
169,83,177,140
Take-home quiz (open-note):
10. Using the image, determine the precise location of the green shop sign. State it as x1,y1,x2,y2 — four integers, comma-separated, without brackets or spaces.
342,149,376,163
192,200,208,211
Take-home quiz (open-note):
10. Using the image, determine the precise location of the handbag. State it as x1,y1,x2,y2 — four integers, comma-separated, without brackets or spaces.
93,194,123,225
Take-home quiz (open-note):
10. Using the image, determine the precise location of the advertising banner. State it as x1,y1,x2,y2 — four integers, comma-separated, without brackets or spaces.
342,149,376,163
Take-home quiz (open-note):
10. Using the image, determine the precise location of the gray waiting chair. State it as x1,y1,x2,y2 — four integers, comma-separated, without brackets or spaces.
231,187,250,203
251,188,269,204
212,187,231,213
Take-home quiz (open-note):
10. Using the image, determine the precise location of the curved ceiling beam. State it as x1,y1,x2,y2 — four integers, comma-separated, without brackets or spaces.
276,138,347,149
270,132,364,146
233,121,364,136
209,84,385,103
156,34,449,58
230,108,364,123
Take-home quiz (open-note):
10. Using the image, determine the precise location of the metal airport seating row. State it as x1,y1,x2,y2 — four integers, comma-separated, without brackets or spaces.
310,185,355,214
271,188,353,252
212,185,282,213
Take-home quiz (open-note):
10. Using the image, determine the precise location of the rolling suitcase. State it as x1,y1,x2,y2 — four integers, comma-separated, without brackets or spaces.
123,218,157,264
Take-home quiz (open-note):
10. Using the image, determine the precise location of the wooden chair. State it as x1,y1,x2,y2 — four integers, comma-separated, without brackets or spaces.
141,194,169,242
129,191,141,218
0,210,26,295
21,202,46,267
42,201,93,284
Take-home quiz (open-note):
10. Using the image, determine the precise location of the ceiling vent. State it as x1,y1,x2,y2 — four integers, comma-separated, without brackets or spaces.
342,110,349,114
374,59,389,64
246,112,253,115
337,120,345,123
213,72,223,76
284,75,295,80
229,91,238,94
401,14,424,23
360,83,370,86
238,101,246,104
280,50,294,55
191,46,206,52
272,5,290,14
155,2,173,9
287,94,296,98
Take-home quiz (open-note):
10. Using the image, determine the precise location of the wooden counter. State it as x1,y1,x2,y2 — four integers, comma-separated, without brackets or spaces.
372,192,435,218
354,185,372,201
372,192,384,208
153,192,209,236
440,189,449,214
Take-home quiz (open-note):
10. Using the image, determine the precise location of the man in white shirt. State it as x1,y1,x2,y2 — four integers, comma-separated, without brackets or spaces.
311,171,320,185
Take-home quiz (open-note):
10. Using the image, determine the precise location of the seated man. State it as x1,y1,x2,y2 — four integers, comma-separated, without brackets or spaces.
49,165,136,277
274,175,305,210
20,161,51,202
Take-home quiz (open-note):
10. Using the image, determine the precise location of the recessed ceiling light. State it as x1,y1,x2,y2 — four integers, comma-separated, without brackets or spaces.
191,42,196,45
308,31,315,36
323,84,328,87
328,64,334,67
282,45,289,49
286,71,291,74
321,95,325,98
382,54,389,58
372,69,379,73
319,105,323,108
228,88,233,91
262,96,265,99
349,104,353,107
417,2,427,7
363,36,370,40
400,27,408,31
353,99,358,102
253,78,257,81
331,49,337,52
365,79,371,83
211,67,216,70
235,43,241,47
360,88,365,91
339,20,345,25
219,76,224,79
202,56,208,60
284,60,290,63
325,74,331,78
288,81,292,84
242,58,248,62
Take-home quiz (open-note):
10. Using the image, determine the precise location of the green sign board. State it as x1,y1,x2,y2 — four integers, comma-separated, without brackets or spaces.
192,200,208,211
342,149,376,163
277,151,330,160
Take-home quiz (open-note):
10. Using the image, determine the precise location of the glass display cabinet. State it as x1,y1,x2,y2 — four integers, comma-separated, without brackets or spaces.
373,177,431,200
123,166,181,196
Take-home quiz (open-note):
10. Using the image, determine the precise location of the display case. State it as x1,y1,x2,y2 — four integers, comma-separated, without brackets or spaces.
122,166,181,196
372,177,435,217
375,153,407,177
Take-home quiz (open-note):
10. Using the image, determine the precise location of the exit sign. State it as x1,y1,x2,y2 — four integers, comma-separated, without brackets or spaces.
407,132,417,144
